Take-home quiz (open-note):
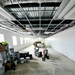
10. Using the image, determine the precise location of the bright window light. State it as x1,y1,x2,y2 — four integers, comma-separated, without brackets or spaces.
0,34,5,42
24,38,26,44
12,36,17,46
20,37,23,44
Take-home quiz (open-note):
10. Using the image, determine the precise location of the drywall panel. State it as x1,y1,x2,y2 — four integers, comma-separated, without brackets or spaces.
45,26,75,61
0,27,33,52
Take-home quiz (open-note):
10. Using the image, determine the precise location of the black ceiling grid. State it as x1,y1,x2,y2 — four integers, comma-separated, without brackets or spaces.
50,20,64,32
3,1,74,37
42,2,61,35
4,2,60,19
12,2,36,35
50,21,75,36
4,4,27,30
4,2,61,8
50,19,73,32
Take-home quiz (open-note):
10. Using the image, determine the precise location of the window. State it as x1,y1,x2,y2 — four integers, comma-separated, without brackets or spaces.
20,37,23,44
0,34,5,42
26,38,28,43
12,36,17,46
24,38,26,44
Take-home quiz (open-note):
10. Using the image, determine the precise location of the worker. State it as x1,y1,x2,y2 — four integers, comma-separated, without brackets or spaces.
34,44,39,56
42,47,49,61
42,49,46,61
42,43,45,47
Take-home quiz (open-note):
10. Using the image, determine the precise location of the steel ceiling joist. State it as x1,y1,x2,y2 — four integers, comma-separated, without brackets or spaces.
16,18,53,21
2,4,26,29
16,1,36,35
50,19,73,32
4,2,61,8
39,3,41,33
15,18,64,21
9,10,57,12
50,7,56,18
51,20,64,32
13,19,73,25
3,0,74,37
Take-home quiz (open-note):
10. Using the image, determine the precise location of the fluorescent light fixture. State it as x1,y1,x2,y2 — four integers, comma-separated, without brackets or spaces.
44,32,54,34
21,32,32,34
0,7,15,21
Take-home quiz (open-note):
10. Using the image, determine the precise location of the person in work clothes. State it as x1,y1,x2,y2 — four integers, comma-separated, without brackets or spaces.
34,44,39,56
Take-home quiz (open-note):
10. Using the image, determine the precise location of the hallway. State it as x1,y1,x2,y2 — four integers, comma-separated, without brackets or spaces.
4,46,75,75
0,0,75,75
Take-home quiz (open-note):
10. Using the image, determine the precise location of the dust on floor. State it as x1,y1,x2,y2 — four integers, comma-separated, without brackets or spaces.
3,56,75,75
4,46,75,75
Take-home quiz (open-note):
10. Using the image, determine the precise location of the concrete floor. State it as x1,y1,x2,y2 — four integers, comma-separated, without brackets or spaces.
3,45,75,75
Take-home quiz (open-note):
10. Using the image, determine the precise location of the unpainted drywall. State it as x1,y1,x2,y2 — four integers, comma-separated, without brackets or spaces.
0,27,33,51
45,26,75,61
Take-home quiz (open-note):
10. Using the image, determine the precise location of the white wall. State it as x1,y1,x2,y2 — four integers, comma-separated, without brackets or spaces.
0,27,33,52
45,26,75,61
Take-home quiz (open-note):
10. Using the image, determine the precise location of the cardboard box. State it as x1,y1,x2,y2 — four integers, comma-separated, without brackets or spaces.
0,45,6,52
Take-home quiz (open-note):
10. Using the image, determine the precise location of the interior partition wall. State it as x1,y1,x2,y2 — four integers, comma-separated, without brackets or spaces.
45,26,75,61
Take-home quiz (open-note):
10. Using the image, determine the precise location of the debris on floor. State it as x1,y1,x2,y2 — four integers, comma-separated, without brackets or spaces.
3,46,75,75
3,58,75,75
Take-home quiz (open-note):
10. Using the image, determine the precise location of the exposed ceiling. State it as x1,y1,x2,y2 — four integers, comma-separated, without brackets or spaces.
0,0,75,38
